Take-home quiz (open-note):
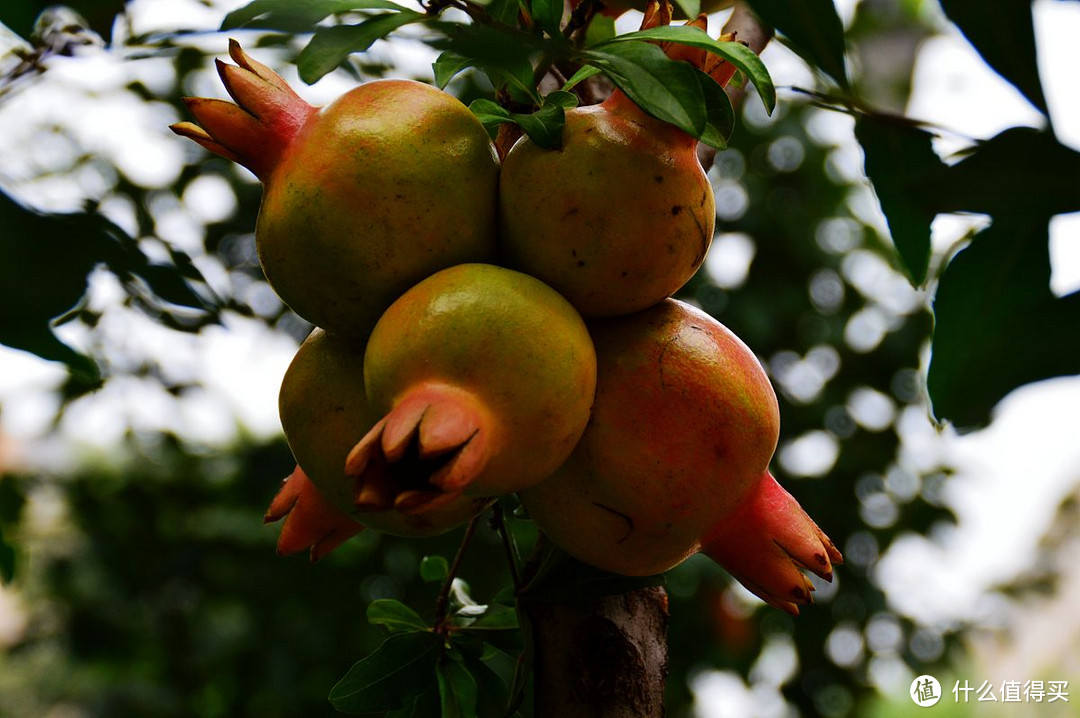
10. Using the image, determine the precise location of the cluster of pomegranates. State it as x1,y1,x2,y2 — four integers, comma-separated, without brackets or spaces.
172,4,840,615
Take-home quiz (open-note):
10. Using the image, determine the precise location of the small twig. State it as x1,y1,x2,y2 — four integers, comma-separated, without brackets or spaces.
433,514,482,636
490,503,522,588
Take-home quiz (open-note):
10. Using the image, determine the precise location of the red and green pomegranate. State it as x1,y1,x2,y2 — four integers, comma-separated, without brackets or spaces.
270,327,494,550
348,263,597,510
521,300,841,614
497,7,740,318
171,41,499,336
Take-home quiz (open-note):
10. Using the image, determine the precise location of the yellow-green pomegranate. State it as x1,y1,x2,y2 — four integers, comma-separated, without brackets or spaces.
171,41,499,336
272,328,494,546
347,263,597,510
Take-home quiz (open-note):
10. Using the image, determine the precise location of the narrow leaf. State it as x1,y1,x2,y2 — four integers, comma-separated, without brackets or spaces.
932,128,1080,217
695,70,735,149
469,101,513,138
531,0,564,37
366,599,429,633
386,679,440,717
222,0,410,30
561,64,602,91
744,0,848,88
939,0,1047,115
511,94,574,148
674,0,701,20
298,11,425,84
584,14,616,46
465,604,519,631
438,654,479,718
328,632,440,714
855,115,944,285
433,51,473,89
459,650,512,718
596,25,776,114
928,217,1080,430
582,41,706,136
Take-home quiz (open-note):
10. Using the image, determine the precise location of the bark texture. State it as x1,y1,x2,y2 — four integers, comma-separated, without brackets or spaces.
525,586,670,717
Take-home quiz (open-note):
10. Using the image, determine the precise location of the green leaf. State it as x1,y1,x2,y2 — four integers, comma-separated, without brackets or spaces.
419,554,451,583
0,526,15,584
458,647,512,717
465,604,519,631
427,22,543,103
437,654,479,718
561,64,602,91
584,14,616,46
582,41,706,136
433,51,474,89
0,190,220,385
928,217,1080,430
328,632,440,714
386,679,441,717
695,70,735,150
222,0,410,31
597,25,776,114
938,0,1047,115
511,99,569,150
932,128,1080,217
297,11,425,84
531,0,564,37
485,0,521,26
744,0,848,88
854,115,944,286
366,599,429,633
674,0,701,20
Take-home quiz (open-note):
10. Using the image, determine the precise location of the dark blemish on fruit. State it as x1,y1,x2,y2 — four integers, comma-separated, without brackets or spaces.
577,260,586,267
671,205,684,216
654,175,664,183
815,553,828,566
563,207,580,218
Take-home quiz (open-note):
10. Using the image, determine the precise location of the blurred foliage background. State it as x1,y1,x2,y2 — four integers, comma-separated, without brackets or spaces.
0,0,1078,716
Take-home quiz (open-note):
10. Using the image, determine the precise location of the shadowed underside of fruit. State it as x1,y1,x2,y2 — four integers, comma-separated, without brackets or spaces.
353,264,598,507
275,328,494,544
521,299,841,613
170,40,499,336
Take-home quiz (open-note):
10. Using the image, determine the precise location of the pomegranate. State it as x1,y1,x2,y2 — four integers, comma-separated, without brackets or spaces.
499,93,713,317
171,41,499,336
520,300,841,614
497,6,739,318
347,263,597,510
276,328,493,540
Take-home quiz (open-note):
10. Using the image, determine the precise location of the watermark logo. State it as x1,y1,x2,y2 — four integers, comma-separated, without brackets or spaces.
911,675,942,707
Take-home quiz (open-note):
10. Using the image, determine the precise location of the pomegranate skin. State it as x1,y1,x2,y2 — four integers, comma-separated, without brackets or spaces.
172,42,499,337
258,79,500,336
350,263,597,503
277,328,493,538
498,92,715,318
521,299,778,576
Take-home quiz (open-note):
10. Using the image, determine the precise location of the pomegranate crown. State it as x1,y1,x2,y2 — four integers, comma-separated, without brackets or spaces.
642,0,739,86
170,40,318,180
